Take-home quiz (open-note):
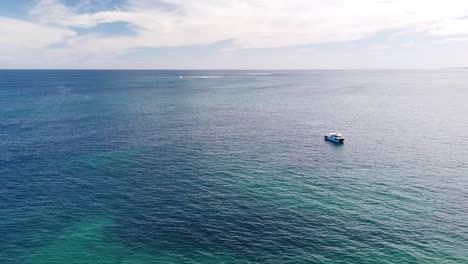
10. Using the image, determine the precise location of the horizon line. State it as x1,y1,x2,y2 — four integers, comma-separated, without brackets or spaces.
0,67,465,71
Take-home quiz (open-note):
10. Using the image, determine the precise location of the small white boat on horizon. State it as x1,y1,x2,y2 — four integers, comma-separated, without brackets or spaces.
325,133,345,144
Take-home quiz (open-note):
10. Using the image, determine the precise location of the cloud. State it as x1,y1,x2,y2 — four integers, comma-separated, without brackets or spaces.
427,18,468,37
2,0,468,68
0,16,75,50
28,0,468,49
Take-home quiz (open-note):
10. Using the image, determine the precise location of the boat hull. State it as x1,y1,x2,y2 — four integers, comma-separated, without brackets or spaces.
325,136,344,144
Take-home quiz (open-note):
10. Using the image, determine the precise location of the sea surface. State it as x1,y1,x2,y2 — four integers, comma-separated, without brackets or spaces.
1,70,467,264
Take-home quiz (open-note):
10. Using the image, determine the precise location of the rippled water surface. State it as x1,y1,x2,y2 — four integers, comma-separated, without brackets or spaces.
1,70,468,263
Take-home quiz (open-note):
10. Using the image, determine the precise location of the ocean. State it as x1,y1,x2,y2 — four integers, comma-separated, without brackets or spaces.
1,70,467,263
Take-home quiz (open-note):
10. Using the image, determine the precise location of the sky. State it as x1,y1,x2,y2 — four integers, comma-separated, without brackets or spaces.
0,0,468,69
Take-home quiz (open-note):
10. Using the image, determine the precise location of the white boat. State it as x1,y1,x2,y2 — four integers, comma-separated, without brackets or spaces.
325,133,345,144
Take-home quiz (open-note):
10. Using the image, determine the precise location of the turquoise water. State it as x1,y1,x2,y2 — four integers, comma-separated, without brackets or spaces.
1,70,467,263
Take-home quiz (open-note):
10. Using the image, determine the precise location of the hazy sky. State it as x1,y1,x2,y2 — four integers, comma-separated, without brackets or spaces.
1,0,468,69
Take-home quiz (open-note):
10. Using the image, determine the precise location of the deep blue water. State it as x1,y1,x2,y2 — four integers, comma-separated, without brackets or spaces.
1,70,468,263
